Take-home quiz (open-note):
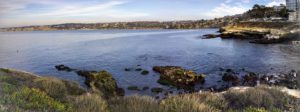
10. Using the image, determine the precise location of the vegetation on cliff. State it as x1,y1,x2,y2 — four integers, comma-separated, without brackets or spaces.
0,68,299,112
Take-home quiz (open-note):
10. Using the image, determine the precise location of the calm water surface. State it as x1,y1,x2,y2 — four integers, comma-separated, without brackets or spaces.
0,29,299,96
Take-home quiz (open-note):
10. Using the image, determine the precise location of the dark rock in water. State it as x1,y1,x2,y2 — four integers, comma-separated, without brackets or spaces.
127,86,140,91
222,71,240,86
124,68,131,71
135,68,142,71
55,64,73,72
151,87,163,93
142,86,149,91
243,72,259,86
153,66,205,89
202,34,219,39
76,70,97,77
141,70,149,75
225,69,233,73
117,88,125,96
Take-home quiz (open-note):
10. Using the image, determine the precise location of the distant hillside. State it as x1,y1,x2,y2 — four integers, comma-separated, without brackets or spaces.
0,4,289,32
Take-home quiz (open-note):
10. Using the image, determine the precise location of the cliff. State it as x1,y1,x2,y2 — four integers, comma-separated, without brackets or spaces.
220,22,300,44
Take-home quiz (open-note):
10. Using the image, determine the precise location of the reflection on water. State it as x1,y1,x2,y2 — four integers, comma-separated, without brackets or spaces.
0,29,299,96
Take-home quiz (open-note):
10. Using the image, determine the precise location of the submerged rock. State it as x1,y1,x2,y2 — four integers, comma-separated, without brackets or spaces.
151,87,163,93
142,86,149,91
153,66,205,89
202,34,219,39
135,68,142,71
141,70,149,75
127,86,140,91
55,64,73,72
124,68,131,71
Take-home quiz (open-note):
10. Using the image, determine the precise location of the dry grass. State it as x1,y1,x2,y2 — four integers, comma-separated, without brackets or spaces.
70,93,109,112
223,86,292,110
33,77,68,99
109,96,159,112
160,93,223,112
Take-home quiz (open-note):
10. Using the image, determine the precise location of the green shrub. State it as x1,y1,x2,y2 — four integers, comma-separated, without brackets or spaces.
8,87,67,111
0,75,17,85
71,93,109,112
0,83,17,94
110,96,159,112
160,94,222,112
33,77,67,99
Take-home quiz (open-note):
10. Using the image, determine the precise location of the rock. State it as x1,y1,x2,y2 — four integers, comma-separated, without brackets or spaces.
243,72,259,86
141,70,149,75
124,68,131,71
117,88,125,96
142,86,149,91
151,87,163,93
135,68,142,71
222,71,240,86
76,70,97,77
218,27,226,33
55,64,73,72
127,86,140,91
76,70,119,98
202,34,219,39
153,66,205,89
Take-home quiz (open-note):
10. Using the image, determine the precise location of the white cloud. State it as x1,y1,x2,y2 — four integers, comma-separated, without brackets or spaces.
266,0,285,7
204,3,247,18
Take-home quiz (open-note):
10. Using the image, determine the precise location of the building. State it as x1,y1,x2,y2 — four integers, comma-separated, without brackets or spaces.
273,4,285,11
286,0,300,21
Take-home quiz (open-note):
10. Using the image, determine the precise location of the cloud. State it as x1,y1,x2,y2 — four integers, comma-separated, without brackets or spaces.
204,3,247,18
0,0,150,27
266,0,285,7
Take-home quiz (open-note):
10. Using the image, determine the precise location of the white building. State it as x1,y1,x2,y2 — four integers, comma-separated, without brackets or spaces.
286,0,300,21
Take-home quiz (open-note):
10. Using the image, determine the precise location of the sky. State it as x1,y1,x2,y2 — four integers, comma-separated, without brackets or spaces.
0,0,285,27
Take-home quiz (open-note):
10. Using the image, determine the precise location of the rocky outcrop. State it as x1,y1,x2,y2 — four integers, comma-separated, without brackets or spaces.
55,65,124,97
153,66,205,90
222,70,240,86
219,22,300,44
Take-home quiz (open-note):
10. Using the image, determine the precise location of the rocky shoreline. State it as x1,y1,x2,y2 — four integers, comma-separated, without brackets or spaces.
203,22,300,44
54,64,299,98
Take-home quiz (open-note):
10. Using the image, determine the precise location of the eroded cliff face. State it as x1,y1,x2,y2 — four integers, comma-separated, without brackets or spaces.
220,22,300,44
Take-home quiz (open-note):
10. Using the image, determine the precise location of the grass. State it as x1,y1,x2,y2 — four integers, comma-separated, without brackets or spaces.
223,86,294,111
6,87,68,111
70,93,109,112
33,77,68,99
0,68,299,112
160,93,223,112
109,96,159,112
